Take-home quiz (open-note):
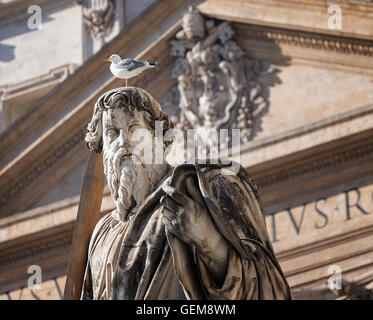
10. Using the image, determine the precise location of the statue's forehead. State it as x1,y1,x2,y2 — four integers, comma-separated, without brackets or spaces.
102,107,145,127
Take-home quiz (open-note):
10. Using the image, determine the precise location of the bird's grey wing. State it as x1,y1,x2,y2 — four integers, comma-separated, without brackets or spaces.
117,59,147,71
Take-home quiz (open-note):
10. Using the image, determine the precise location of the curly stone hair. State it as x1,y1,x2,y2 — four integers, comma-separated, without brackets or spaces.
85,87,174,153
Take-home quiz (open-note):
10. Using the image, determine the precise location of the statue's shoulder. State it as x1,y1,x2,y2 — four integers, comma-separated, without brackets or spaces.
199,162,259,191
172,161,260,200
197,162,263,212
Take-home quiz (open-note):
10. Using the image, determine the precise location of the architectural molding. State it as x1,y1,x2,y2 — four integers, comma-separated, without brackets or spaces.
0,230,72,294
0,64,76,129
234,23,373,76
0,128,87,217
241,26,373,57
256,138,373,188
252,127,373,213
198,0,373,41
245,103,373,186
0,64,75,101
0,231,72,269
241,103,373,156
292,269,373,300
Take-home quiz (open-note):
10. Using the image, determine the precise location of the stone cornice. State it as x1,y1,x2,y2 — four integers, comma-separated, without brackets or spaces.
243,103,373,185
0,230,72,269
292,268,373,299
0,227,73,294
241,26,373,57
198,0,373,41
0,128,87,215
256,139,373,188
240,103,373,157
0,187,113,243
277,219,373,266
250,127,373,213
0,64,76,101
256,138,373,188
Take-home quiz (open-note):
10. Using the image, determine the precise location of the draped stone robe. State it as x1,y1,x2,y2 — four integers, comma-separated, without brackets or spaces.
80,163,291,300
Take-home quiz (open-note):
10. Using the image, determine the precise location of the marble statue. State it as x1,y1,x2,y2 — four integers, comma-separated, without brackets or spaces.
80,87,291,300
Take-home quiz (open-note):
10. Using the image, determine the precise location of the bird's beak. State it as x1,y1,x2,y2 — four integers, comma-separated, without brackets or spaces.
105,58,110,62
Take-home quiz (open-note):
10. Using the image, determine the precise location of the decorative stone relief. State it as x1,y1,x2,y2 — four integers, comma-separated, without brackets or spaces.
80,0,115,39
163,6,277,144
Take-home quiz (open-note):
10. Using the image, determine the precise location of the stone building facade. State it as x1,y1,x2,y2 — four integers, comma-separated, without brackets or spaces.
0,0,373,300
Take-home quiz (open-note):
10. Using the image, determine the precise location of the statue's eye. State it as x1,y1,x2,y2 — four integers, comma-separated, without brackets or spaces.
129,124,140,133
107,128,119,138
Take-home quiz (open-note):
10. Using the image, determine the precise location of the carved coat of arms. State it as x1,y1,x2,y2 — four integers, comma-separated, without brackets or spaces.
163,6,273,144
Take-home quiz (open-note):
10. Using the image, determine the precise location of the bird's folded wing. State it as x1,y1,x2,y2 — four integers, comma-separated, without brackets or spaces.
117,59,146,71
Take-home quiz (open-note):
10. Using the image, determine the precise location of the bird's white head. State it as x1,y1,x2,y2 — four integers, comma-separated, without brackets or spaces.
105,54,121,64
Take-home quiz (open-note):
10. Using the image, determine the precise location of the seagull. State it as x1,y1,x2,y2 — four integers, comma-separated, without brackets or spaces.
105,54,159,86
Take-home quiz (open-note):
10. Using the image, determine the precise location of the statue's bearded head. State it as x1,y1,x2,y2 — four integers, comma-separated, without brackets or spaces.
85,88,173,220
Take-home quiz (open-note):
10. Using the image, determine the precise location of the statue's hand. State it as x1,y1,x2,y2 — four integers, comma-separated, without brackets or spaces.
161,180,230,282
160,182,219,254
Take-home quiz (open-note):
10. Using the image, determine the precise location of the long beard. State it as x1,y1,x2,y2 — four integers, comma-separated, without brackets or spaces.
104,148,161,221
104,147,126,201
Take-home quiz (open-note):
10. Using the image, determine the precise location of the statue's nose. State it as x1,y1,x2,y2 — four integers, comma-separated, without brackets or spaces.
117,132,131,153
118,131,126,147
